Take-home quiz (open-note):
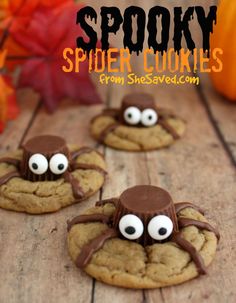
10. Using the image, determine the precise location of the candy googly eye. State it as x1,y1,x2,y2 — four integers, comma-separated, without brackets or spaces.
29,153,48,175
119,214,144,240
124,107,141,125
141,108,158,127
49,153,68,175
148,215,173,240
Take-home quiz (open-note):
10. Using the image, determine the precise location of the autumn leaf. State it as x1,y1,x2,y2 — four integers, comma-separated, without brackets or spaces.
0,47,19,132
0,0,71,29
0,49,7,68
0,0,74,69
0,74,19,133
10,2,102,112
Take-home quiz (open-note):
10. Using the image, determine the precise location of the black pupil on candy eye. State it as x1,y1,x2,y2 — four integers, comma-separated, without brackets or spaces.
148,115,153,120
127,113,132,118
32,163,38,170
58,164,64,171
159,227,167,235
125,226,136,235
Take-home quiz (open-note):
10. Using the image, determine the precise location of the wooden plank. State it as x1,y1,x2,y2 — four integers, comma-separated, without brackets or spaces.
0,89,41,303
138,83,236,303
197,73,236,165
0,96,109,302
90,1,150,301
92,83,148,303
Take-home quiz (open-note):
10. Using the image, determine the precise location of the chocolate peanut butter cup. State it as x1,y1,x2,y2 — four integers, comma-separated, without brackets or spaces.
21,135,70,181
113,186,178,245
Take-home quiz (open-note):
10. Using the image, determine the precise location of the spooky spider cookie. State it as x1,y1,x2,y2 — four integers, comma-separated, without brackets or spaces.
0,135,106,214
67,185,219,289
90,93,186,151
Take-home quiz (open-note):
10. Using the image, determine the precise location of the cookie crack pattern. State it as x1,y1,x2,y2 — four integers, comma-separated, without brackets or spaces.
69,221,215,286
99,123,121,143
70,214,213,277
141,232,207,281
91,98,186,151
100,123,144,149
97,119,183,151
0,142,106,213
68,187,219,288
72,163,107,177
112,131,144,149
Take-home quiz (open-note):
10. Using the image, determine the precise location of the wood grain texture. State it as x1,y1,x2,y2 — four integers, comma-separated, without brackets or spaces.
138,84,236,303
0,0,235,303
197,73,236,165
0,85,109,303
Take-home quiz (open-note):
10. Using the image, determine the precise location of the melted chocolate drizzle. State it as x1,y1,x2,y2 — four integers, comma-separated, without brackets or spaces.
98,123,120,143
71,147,104,160
175,202,205,215
72,163,107,176
171,232,207,275
178,218,220,240
95,197,119,207
76,229,118,268
0,171,20,186
0,157,21,186
158,119,180,139
67,213,111,231
63,171,84,199
0,157,20,167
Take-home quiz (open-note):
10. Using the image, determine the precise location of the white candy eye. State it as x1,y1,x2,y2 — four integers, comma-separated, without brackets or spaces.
29,153,48,175
119,214,144,240
49,153,68,175
141,109,158,127
148,215,173,241
124,107,141,125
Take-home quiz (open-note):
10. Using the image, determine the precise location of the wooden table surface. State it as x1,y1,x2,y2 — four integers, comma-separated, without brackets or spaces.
0,1,236,303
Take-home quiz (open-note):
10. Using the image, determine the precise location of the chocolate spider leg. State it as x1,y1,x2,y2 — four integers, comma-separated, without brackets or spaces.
63,171,84,199
98,123,120,143
71,147,95,160
71,163,107,177
102,108,120,118
95,197,119,207
171,232,207,275
67,213,113,231
178,218,220,240
158,118,180,140
175,202,205,215
76,228,118,268
71,147,104,160
0,171,20,186
0,157,21,167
